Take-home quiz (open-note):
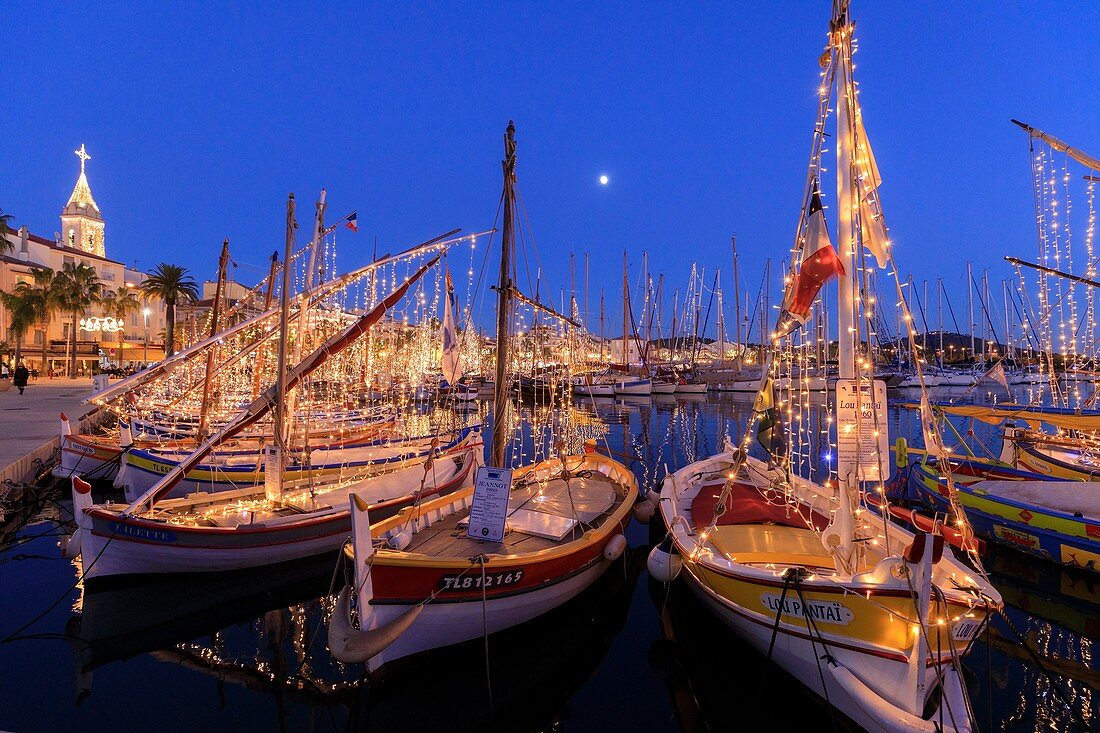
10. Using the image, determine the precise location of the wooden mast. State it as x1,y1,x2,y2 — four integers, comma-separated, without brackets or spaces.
268,194,297,502
252,250,280,399
196,238,231,440
491,121,517,469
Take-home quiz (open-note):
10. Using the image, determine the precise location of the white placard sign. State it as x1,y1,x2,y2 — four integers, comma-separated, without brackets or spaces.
467,466,513,542
835,379,889,482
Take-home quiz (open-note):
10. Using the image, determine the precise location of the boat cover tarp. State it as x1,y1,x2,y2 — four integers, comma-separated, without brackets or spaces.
973,480,1100,521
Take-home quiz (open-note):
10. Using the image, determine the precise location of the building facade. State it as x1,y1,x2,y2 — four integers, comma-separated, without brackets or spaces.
0,146,168,374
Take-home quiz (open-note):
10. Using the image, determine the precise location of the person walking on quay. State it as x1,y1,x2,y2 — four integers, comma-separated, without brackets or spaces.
13,362,29,395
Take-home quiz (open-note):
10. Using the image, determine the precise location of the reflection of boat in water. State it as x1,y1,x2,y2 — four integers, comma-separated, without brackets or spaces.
983,544,1100,643
70,553,341,674
648,578,845,731
70,541,640,731
346,547,641,731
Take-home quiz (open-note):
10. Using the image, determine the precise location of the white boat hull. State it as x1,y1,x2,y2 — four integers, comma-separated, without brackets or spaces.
685,575,970,733
364,558,611,669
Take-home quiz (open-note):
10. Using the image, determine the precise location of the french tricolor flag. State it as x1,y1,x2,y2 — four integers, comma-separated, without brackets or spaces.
344,212,358,232
775,189,844,338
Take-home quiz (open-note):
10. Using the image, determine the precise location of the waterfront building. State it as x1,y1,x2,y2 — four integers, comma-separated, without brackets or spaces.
0,146,168,373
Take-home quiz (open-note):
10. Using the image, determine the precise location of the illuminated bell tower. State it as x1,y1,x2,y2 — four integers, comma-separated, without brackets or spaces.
60,144,105,257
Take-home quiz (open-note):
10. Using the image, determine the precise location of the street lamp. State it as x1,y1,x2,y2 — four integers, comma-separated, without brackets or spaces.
143,307,151,366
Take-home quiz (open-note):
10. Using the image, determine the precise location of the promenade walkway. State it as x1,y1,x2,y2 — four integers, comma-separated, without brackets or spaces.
0,377,95,474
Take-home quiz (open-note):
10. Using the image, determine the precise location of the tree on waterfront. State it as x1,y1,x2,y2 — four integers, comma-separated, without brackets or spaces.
101,287,141,366
141,263,198,356
0,288,36,363
5,268,63,372
0,208,14,255
57,262,104,377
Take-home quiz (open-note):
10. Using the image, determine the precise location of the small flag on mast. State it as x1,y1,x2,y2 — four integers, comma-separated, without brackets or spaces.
754,378,787,465
344,212,358,232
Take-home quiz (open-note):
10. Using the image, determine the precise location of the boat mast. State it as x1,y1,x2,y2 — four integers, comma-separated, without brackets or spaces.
491,121,517,469
732,235,742,369
622,251,629,366
252,250,280,400
967,261,975,362
196,238,231,441
937,277,944,363
835,4,856,381
717,269,725,364
269,194,297,502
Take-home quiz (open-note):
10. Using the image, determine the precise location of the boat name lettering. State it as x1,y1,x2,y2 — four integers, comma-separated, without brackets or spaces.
108,522,176,543
953,620,981,641
439,569,524,592
760,593,854,625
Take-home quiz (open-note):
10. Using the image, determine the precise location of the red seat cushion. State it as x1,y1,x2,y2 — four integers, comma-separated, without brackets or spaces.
690,480,830,531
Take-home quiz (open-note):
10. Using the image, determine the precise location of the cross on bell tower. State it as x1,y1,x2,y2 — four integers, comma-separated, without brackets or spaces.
60,143,106,257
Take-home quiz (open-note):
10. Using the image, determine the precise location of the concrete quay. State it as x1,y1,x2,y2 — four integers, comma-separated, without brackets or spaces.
0,377,99,486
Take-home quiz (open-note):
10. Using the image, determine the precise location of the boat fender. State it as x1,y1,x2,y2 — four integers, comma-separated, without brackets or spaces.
328,585,423,664
60,413,72,437
647,536,682,582
633,497,656,524
603,533,627,561
388,528,413,550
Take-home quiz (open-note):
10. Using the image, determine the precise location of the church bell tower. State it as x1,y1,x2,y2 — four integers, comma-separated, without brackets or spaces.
60,144,105,257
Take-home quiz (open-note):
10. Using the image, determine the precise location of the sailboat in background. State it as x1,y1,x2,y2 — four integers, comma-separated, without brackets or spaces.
653,4,1000,730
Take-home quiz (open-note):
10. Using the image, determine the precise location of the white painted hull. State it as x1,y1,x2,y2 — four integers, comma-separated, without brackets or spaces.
683,575,971,733
613,379,652,396
79,526,347,580
650,381,677,395
365,559,611,669
673,381,709,394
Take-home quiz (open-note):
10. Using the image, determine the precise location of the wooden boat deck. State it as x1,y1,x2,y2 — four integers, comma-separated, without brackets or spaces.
404,472,625,558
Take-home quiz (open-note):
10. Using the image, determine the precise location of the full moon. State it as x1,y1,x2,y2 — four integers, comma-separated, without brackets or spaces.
599,174,609,185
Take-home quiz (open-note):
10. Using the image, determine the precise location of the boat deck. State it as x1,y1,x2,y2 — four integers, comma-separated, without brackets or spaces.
404,472,625,559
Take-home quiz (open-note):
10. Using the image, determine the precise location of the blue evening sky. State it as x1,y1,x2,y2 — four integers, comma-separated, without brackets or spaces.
3,2,1098,336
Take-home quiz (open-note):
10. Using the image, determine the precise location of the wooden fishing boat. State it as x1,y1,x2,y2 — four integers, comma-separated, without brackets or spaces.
652,4,1002,729
65,430,481,582
893,448,1100,574
117,427,469,501
329,448,635,670
658,447,997,733
329,121,638,673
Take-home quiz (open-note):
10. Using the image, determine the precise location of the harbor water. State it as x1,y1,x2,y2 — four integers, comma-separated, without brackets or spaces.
0,388,1096,732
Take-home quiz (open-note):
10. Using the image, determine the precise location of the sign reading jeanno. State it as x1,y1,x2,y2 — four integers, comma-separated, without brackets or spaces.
760,593,854,625
467,466,513,542
835,378,888,482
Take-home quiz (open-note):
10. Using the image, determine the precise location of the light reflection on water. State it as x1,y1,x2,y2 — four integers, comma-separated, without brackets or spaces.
0,387,1096,732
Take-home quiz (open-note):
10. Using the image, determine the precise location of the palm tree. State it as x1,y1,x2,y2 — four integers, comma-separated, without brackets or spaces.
100,288,141,367
0,289,35,363
0,208,14,255
141,264,198,356
57,262,104,377
10,267,62,373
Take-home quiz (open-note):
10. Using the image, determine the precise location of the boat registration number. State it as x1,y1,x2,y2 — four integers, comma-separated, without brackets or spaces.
439,570,525,592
